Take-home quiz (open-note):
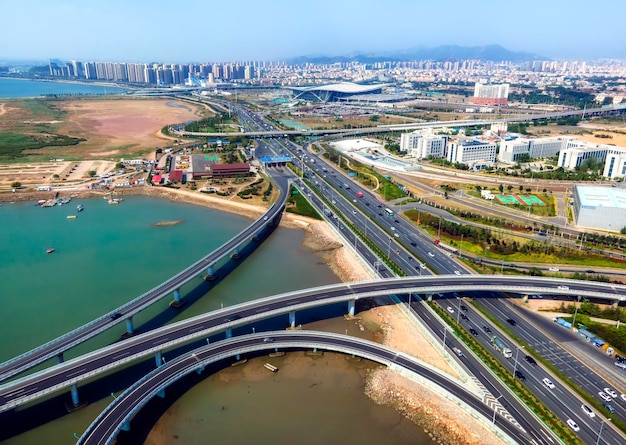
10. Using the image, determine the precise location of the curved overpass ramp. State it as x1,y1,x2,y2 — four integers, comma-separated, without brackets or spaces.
77,331,528,445
0,185,289,383
2,275,624,413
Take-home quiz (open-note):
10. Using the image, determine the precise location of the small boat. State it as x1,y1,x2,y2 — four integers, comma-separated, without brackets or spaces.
77,204,84,212
46,248,55,254
67,215,77,219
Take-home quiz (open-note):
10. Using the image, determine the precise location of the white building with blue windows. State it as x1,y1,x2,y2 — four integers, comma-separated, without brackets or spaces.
572,185,626,232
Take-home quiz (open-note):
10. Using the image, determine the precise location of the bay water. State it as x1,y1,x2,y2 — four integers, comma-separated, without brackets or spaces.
0,196,434,444
0,78,126,99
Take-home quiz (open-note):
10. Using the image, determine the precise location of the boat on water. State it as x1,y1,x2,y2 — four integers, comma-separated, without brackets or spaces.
67,215,77,219
46,248,55,254
77,204,84,212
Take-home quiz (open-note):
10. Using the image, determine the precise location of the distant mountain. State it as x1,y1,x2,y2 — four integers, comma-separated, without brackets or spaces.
289,44,547,64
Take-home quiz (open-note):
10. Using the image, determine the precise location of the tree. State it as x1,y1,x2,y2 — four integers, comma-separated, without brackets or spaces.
53,174,60,179
507,185,513,192
499,184,504,194
87,170,97,178
11,181,21,188
519,185,523,193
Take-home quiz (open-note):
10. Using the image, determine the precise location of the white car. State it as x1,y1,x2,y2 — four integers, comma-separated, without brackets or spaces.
581,404,596,418
454,270,461,276
549,267,559,272
621,393,626,402
604,387,618,398
428,252,435,258
598,391,612,402
446,307,455,314
419,263,427,270
566,419,580,432
542,378,555,390
615,361,626,369
394,233,399,238
390,226,395,231
352,210,356,215
557,285,569,290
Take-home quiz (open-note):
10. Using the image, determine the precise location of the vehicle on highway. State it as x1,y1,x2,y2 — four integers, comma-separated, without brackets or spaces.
454,270,461,275
549,267,559,272
603,387,617,398
428,252,435,257
410,242,417,247
542,378,555,390
515,370,526,381
352,210,357,215
225,314,242,322
615,361,626,369
110,312,121,320
586,269,595,273
491,336,512,358
598,391,612,402
482,325,492,333
506,318,517,326
525,355,537,365
419,263,426,270
622,393,626,402
394,233,399,238
263,337,274,343
460,304,467,311
566,419,580,432
602,402,616,413
390,226,395,231
452,347,463,357
469,328,478,336
581,403,595,417
460,313,468,321
446,306,455,314
557,285,570,290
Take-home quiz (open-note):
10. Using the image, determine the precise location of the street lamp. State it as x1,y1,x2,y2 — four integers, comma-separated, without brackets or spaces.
572,295,582,328
387,237,392,258
492,395,503,425
596,418,611,445
500,259,504,274
438,217,442,238
460,234,464,258
513,346,525,377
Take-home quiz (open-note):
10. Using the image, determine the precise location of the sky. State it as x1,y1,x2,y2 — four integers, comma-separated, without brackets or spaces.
1,0,625,63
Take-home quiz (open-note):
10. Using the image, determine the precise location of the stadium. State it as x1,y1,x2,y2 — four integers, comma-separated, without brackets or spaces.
287,82,388,102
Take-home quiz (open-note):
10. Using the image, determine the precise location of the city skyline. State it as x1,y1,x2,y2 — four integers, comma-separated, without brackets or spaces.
1,0,626,63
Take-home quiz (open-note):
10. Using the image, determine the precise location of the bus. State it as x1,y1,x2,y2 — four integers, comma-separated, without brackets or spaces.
384,208,394,217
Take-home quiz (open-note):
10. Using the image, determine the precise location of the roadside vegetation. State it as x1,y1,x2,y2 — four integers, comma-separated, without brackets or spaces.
285,186,321,219
182,112,238,133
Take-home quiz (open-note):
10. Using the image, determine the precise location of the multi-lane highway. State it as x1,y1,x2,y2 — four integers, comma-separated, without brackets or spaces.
0,188,288,383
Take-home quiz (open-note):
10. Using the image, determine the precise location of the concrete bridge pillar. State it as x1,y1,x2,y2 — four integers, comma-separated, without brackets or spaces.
347,299,356,317
157,389,165,398
205,265,216,281
173,288,181,303
230,247,241,259
155,351,163,367
125,317,134,335
613,301,619,309
121,422,131,432
196,365,205,375
426,293,433,302
70,384,80,407
170,288,185,308
289,311,296,328
56,353,64,364
225,328,232,339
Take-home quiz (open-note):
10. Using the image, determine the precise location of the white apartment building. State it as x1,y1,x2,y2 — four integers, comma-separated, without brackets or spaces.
498,136,573,163
447,139,497,169
400,130,447,159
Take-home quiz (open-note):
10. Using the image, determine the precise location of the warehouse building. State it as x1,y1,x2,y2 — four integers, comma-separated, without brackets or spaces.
571,185,626,232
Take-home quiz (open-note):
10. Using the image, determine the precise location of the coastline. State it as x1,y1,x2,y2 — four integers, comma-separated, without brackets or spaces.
4,185,503,444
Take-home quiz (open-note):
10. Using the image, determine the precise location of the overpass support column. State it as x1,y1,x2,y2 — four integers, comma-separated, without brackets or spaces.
56,353,64,364
426,293,433,302
170,288,185,308
289,311,296,328
205,265,216,281
70,384,80,407
347,299,356,317
155,351,163,367
230,247,241,259
121,422,131,432
125,317,134,335
196,365,205,375
157,389,165,398
225,328,232,339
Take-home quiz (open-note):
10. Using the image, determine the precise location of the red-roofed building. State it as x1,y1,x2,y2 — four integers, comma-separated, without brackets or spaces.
152,174,163,184
169,170,183,182
211,163,251,178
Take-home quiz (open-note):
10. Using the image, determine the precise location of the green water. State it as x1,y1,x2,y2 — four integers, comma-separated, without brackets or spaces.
0,196,435,445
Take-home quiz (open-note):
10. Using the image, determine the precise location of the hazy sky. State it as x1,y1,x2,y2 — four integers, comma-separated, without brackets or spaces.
2,0,625,63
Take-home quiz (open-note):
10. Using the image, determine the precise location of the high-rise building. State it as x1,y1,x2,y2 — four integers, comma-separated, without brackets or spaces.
400,130,447,159
473,83,509,106
447,139,497,170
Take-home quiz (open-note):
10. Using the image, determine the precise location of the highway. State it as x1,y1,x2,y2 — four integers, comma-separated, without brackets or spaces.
0,185,288,383
1,275,624,414
77,331,531,445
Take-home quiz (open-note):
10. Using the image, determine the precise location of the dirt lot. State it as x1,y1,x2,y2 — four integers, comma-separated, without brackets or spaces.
0,97,205,160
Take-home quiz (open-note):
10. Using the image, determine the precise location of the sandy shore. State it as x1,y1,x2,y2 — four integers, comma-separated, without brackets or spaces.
4,184,503,443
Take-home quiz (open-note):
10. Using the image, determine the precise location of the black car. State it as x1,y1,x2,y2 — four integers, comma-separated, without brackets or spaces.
482,326,492,333
460,313,468,321
506,318,517,326
586,270,595,274
460,305,468,312
225,314,242,322
469,328,478,336
110,312,122,320
410,242,417,247
525,355,537,365
514,370,526,381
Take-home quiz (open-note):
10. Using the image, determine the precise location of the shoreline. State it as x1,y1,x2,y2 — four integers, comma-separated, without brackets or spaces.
3,185,503,444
